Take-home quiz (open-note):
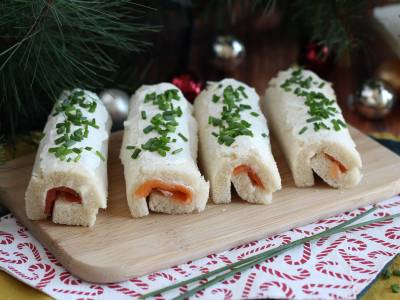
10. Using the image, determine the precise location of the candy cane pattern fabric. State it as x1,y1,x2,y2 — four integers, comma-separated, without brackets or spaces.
1,195,400,299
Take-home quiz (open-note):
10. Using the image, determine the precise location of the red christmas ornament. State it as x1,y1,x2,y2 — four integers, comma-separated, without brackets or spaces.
171,73,203,102
300,42,333,76
305,43,330,66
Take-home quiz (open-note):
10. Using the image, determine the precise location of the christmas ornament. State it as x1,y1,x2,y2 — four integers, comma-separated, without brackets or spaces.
299,42,333,76
354,79,397,119
376,60,400,91
171,72,203,102
211,35,245,69
99,89,130,130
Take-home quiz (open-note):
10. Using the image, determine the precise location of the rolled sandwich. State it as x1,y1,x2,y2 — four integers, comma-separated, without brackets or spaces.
25,89,112,226
194,79,281,204
264,67,362,188
120,83,209,218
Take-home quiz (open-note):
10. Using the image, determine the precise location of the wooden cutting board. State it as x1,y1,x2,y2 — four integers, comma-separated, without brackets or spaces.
1,127,400,283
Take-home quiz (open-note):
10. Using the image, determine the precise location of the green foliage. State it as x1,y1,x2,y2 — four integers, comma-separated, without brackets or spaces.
196,0,370,59
0,0,158,137
290,0,370,59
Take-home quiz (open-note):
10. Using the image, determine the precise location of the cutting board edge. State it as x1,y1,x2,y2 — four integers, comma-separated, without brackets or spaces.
2,176,400,283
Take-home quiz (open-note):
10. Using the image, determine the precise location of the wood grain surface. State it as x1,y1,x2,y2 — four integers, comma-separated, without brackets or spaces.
0,127,399,283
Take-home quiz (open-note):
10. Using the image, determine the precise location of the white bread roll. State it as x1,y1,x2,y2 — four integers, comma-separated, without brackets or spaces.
194,79,281,204
25,89,112,226
120,83,209,218
264,68,362,188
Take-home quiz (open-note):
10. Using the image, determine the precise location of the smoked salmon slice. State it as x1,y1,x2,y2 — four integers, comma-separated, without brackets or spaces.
45,187,82,215
324,153,348,179
135,179,193,204
233,165,265,189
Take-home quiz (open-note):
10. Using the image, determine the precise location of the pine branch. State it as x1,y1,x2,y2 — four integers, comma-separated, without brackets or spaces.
291,0,370,59
0,0,159,137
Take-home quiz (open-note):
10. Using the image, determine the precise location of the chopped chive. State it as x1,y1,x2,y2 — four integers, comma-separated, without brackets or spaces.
299,126,308,135
131,148,141,159
95,151,105,162
172,148,183,155
331,119,341,131
126,145,135,150
382,268,392,279
239,104,251,110
306,117,320,123
337,119,347,128
392,284,400,293
143,125,154,134
212,95,220,103
141,111,147,120
178,133,188,142
250,112,259,117
280,68,344,133
262,133,268,138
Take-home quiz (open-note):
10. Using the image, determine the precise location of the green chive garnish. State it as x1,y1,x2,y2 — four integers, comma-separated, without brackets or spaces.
280,68,342,133
262,133,268,138
178,133,188,142
172,148,183,155
95,151,105,162
143,125,154,134
299,126,308,135
382,268,392,279
392,284,400,293
212,95,220,103
208,85,256,146
48,90,103,163
131,148,141,159
141,111,147,120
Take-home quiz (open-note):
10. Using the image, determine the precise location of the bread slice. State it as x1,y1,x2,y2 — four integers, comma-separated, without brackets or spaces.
264,68,362,188
25,89,112,226
194,79,281,204
120,83,209,218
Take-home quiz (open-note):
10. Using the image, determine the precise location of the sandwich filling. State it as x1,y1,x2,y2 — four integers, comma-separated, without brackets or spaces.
324,153,348,179
135,179,193,204
233,165,265,189
45,187,82,215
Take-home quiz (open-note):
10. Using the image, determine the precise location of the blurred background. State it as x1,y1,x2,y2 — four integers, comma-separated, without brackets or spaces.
1,0,400,147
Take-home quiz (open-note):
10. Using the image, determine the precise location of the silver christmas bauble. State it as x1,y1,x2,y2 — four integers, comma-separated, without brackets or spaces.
99,88,129,130
355,79,397,119
212,35,245,69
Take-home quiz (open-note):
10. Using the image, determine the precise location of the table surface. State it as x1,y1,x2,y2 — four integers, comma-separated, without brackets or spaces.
1,13,400,300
